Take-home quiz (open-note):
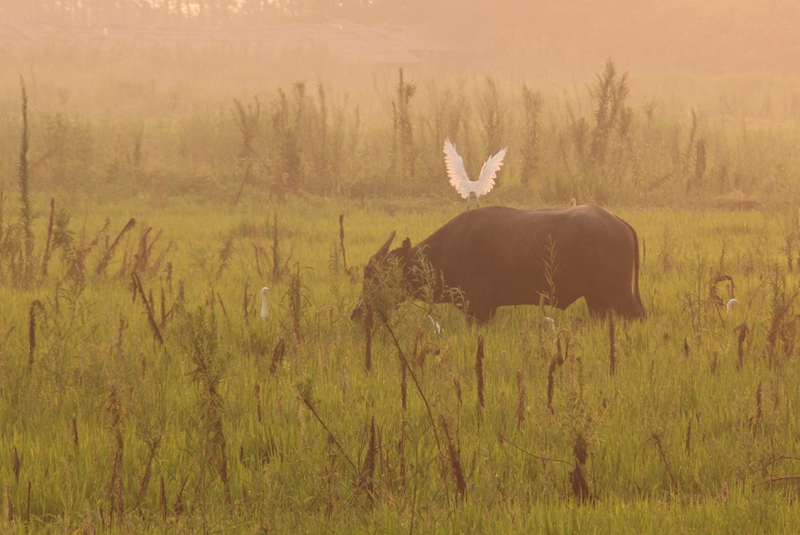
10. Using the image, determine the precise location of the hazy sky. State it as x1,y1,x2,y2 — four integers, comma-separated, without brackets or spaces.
2,0,799,74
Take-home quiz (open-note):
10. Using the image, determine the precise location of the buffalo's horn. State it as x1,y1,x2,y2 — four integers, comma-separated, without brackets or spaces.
376,231,396,258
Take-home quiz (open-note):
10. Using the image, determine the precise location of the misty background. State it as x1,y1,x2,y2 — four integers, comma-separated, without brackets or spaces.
3,0,800,75
2,0,800,207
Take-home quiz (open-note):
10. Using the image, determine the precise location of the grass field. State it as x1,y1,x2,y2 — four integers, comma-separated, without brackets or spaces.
2,47,800,533
2,194,800,533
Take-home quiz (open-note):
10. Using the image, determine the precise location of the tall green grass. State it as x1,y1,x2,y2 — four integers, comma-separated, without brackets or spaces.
2,192,800,532
3,43,800,533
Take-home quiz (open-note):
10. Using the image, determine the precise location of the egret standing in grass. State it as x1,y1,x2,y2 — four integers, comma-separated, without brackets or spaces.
443,138,507,209
261,287,271,319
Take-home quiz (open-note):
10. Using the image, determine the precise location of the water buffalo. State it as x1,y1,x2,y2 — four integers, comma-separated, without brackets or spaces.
352,205,644,323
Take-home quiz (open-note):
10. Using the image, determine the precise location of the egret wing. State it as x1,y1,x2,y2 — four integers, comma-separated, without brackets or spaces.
473,147,507,198
443,138,473,198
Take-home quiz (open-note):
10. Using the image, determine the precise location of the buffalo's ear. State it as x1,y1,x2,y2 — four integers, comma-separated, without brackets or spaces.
392,237,411,258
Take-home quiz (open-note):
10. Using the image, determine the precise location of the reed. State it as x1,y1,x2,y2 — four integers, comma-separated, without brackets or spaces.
18,77,34,287
475,335,485,422
357,416,377,504
105,384,125,526
515,369,525,430
608,310,616,376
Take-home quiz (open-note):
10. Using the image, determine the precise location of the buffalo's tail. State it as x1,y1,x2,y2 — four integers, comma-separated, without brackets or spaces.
619,217,645,317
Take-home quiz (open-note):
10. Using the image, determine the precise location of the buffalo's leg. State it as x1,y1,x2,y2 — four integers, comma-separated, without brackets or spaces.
585,294,643,320
467,302,495,324
584,295,611,319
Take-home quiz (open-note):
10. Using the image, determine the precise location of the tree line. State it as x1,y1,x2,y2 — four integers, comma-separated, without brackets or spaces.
1,0,445,26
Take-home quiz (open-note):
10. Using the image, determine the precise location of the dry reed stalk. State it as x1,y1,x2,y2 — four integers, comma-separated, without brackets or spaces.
453,377,462,407
685,418,693,456
339,214,349,273
105,385,124,525
752,381,763,435
269,338,286,376
116,245,130,279
165,262,172,293
378,317,448,497
40,198,55,278
12,447,20,484
72,417,79,448
159,475,166,522
515,369,525,430
651,433,678,490
399,351,408,488
18,77,33,288
439,416,466,501
149,240,173,276
133,437,161,512
132,273,164,345
357,416,377,504
160,286,167,329
27,300,42,374
364,307,373,372
131,227,152,275
609,310,616,376
144,230,163,270
216,292,228,320
117,313,128,360
569,464,591,503
398,428,406,492
735,323,748,370
173,475,188,516
475,335,485,410
546,346,565,415
2,326,15,347
400,356,407,411
215,423,233,506
297,386,356,470
243,280,250,326
25,481,30,525
499,431,573,467
255,382,262,423
642,237,646,267
709,274,734,307
683,338,690,359
570,440,592,499
95,218,136,276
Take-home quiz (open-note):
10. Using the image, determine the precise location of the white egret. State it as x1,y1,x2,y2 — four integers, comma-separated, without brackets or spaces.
543,317,556,332
428,315,443,335
261,287,271,319
443,138,507,208
726,298,739,314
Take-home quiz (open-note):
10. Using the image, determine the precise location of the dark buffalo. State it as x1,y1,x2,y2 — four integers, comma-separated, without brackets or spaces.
352,205,644,323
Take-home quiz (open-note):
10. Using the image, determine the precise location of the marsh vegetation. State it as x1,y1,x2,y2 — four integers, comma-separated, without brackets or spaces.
2,47,800,533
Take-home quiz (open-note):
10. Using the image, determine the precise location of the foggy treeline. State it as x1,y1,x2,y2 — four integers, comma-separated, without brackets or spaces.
4,0,800,73
4,0,434,25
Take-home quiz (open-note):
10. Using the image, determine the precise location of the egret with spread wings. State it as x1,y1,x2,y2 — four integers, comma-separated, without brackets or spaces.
443,138,507,208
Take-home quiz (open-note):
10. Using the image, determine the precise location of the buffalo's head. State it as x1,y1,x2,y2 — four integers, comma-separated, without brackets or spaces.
350,231,413,321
